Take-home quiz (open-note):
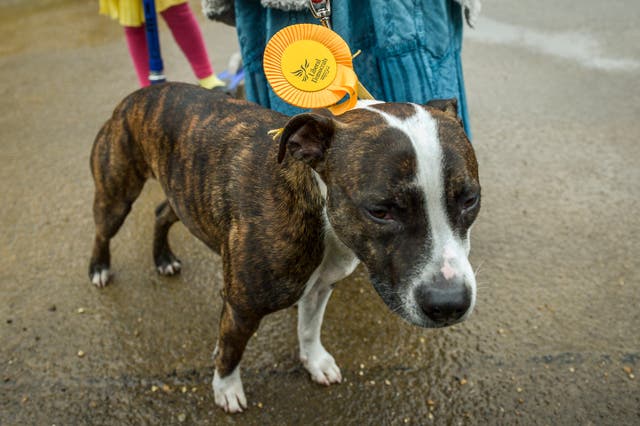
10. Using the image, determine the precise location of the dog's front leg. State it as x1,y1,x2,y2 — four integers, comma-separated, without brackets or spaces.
213,300,260,413
296,221,360,385
297,279,342,385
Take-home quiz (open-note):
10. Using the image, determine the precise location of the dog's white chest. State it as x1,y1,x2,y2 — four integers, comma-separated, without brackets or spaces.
300,173,360,298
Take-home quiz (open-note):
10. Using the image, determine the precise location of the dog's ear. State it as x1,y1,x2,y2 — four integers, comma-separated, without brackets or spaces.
426,98,459,119
277,112,336,166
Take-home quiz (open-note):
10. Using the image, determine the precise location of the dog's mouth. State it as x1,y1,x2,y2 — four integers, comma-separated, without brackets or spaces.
370,277,474,329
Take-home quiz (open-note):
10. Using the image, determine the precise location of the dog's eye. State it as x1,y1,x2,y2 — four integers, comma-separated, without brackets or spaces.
460,192,479,214
366,207,394,223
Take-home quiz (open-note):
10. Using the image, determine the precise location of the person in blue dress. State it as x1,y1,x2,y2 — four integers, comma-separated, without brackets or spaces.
203,0,480,138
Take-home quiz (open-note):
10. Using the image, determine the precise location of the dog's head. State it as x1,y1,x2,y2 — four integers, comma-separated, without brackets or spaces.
279,100,480,328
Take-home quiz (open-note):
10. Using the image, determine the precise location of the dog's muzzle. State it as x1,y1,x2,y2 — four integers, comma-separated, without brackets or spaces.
413,272,472,326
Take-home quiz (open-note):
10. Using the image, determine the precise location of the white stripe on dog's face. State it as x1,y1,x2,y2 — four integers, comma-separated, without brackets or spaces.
361,104,477,324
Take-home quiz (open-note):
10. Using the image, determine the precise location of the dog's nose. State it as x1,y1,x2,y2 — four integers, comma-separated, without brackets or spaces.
415,274,471,324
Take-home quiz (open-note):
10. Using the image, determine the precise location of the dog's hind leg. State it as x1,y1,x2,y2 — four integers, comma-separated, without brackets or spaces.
90,191,142,287
89,120,148,287
153,200,182,275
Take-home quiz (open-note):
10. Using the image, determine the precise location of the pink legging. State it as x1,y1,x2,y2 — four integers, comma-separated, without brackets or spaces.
124,2,213,87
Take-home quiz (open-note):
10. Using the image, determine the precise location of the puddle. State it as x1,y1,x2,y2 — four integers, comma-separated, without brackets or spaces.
0,0,119,57
466,17,640,72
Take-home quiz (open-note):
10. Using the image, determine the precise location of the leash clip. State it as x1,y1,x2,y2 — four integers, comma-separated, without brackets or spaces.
309,0,332,29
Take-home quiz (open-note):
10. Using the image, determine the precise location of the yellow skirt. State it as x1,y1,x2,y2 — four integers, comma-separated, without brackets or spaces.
99,0,187,27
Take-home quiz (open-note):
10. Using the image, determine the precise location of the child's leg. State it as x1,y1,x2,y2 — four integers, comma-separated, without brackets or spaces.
160,2,224,88
124,26,151,87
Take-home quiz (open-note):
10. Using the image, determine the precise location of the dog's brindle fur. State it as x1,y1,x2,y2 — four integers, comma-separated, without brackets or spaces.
89,83,480,412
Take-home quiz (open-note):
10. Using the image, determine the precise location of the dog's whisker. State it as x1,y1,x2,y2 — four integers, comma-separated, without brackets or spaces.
473,260,486,277
389,303,405,315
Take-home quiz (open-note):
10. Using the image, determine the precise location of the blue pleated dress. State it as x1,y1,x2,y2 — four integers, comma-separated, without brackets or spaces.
234,0,471,137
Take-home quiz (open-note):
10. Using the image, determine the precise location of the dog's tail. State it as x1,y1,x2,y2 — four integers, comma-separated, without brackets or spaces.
91,96,150,198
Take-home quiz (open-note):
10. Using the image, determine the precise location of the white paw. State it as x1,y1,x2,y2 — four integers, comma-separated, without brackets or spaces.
213,367,247,413
91,268,110,288
300,346,342,386
157,260,181,276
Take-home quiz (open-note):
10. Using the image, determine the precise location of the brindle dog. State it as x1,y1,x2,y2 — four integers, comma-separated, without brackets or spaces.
89,82,480,413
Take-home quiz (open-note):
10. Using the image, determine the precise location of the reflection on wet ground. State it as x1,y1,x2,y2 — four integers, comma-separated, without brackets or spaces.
466,17,640,72
1,0,639,424
0,0,119,57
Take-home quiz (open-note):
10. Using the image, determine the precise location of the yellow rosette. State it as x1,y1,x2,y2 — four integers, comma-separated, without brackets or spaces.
263,24,359,115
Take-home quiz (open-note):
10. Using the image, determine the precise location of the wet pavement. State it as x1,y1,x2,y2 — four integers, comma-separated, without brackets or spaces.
1,0,639,424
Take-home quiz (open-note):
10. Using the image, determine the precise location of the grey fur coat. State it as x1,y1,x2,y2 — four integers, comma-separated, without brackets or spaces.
201,0,481,27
